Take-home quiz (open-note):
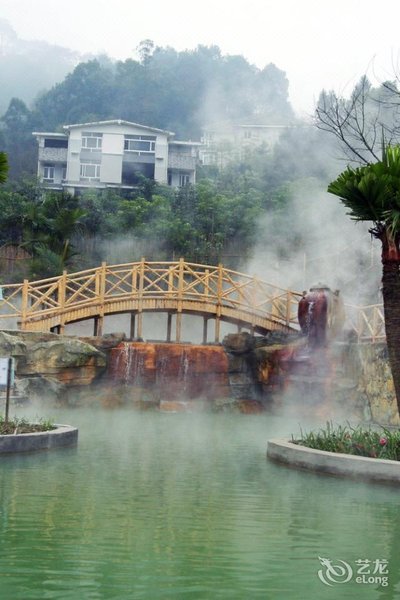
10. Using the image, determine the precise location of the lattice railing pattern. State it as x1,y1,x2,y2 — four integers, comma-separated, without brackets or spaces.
345,303,386,342
0,259,301,330
0,259,388,340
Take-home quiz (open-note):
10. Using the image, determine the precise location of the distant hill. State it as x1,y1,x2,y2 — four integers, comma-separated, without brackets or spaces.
0,19,82,113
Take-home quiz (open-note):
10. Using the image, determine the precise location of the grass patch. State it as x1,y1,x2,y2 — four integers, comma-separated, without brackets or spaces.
0,416,55,435
292,422,400,461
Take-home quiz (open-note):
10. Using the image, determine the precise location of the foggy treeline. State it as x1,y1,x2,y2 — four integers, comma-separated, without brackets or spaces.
0,29,295,179
0,20,392,304
0,20,79,116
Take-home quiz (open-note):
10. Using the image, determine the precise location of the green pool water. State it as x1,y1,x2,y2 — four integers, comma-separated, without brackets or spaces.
0,408,398,599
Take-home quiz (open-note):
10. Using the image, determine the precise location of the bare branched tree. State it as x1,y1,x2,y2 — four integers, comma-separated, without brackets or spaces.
315,76,400,164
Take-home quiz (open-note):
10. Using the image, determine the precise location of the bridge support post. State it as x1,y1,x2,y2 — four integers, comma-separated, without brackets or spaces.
20,279,29,331
130,313,136,340
202,317,208,344
137,313,143,339
214,316,220,343
51,324,65,334
176,312,182,343
94,316,104,337
167,313,172,342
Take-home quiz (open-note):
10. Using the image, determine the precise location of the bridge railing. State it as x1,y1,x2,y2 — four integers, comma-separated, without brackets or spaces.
0,259,388,341
0,259,302,330
344,303,386,342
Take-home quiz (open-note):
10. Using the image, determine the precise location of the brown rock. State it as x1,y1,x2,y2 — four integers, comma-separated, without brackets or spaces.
20,338,106,385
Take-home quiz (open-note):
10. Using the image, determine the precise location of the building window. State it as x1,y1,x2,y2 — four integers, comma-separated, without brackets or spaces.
179,173,190,187
80,161,100,180
44,138,68,148
124,135,156,153
82,132,103,150
244,130,252,139
62,166,67,180
43,164,55,182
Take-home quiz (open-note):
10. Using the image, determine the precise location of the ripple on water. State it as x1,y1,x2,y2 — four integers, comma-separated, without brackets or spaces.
0,410,398,600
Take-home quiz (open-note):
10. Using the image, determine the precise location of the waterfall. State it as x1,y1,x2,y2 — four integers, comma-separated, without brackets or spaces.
107,342,230,410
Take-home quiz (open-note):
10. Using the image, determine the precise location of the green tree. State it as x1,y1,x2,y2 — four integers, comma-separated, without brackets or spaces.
34,60,114,129
328,144,400,413
1,98,36,177
0,179,87,279
0,152,8,184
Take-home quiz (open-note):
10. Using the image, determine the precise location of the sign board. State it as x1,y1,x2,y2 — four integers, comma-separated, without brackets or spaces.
0,357,14,387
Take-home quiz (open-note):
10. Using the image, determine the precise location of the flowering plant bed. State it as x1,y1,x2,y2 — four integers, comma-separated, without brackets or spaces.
292,422,400,461
0,416,55,436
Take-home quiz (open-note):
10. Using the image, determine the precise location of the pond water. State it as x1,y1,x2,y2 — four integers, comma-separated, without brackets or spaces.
0,408,399,599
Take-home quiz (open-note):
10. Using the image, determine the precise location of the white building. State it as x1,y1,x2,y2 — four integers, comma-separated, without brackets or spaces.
33,120,201,194
200,122,294,167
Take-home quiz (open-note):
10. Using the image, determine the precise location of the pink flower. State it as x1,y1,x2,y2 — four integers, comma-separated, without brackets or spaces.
379,437,388,446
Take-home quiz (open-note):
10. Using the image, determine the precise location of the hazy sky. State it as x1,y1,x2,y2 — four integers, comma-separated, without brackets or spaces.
2,0,400,115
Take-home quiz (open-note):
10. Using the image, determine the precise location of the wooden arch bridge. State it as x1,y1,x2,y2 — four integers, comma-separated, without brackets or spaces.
0,259,386,343
0,259,304,342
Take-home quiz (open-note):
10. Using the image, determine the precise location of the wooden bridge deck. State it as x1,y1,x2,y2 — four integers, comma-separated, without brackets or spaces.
0,259,303,342
0,259,386,342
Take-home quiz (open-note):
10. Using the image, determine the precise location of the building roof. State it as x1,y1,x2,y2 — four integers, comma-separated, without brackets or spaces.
203,120,296,132
62,119,175,137
170,140,203,146
235,124,293,129
32,132,68,138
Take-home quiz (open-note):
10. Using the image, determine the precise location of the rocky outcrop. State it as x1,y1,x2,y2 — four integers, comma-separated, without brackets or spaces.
0,327,396,422
221,331,398,424
0,330,110,403
222,331,304,411
333,342,399,425
18,338,106,385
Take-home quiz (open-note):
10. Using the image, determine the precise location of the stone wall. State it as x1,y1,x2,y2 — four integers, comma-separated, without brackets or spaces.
333,342,399,426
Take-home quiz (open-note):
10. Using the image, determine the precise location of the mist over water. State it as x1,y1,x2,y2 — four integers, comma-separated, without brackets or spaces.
0,406,398,600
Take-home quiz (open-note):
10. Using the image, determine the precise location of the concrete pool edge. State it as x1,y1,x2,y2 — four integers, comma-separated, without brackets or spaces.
0,424,78,454
267,439,400,483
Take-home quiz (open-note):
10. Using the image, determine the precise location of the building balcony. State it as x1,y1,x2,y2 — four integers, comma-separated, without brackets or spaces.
168,153,197,170
38,147,68,163
123,152,155,164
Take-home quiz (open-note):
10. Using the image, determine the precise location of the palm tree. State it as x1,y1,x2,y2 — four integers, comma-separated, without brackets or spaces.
22,192,86,277
0,152,8,184
328,144,400,412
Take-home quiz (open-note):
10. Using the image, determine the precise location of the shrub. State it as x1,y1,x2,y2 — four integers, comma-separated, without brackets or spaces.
0,416,55,435
292,422,400,461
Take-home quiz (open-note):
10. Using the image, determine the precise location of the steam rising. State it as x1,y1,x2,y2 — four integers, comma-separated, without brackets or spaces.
247,180,381,306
